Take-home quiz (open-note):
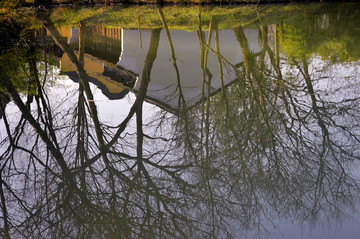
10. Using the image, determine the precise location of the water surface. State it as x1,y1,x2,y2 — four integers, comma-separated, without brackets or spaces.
1,3,360,238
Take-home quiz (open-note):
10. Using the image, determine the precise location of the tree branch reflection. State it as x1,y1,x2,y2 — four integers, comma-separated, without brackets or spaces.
1,7,360,239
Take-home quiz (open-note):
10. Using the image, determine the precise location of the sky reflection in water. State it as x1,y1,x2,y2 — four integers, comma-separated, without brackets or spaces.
1,3,360,238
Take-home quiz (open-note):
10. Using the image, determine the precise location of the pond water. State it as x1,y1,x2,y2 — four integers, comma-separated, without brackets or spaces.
1,3,360,238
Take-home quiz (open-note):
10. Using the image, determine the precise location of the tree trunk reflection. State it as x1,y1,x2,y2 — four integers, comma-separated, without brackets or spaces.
1,7,360,239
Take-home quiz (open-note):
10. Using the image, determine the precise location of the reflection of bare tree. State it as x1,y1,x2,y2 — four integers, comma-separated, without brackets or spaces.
157,7,184,111
202,22,360,234
167,18,360,237
0,11,198,238
1,9,360,239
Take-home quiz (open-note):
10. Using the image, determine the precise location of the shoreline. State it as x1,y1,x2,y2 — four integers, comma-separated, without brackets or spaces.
15,0,358,7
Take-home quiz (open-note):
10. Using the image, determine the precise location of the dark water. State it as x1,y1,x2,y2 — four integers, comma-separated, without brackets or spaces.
1,3,360,238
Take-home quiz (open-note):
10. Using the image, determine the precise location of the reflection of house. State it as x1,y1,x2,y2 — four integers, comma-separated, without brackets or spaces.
58,26,261,112
60,52,136,99
118,29,260,112
58,26,137,100
68,26,123,64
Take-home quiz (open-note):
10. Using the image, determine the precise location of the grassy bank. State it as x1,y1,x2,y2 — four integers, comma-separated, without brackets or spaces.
48,3,337,29
1,0,349,7
2,2,357,31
